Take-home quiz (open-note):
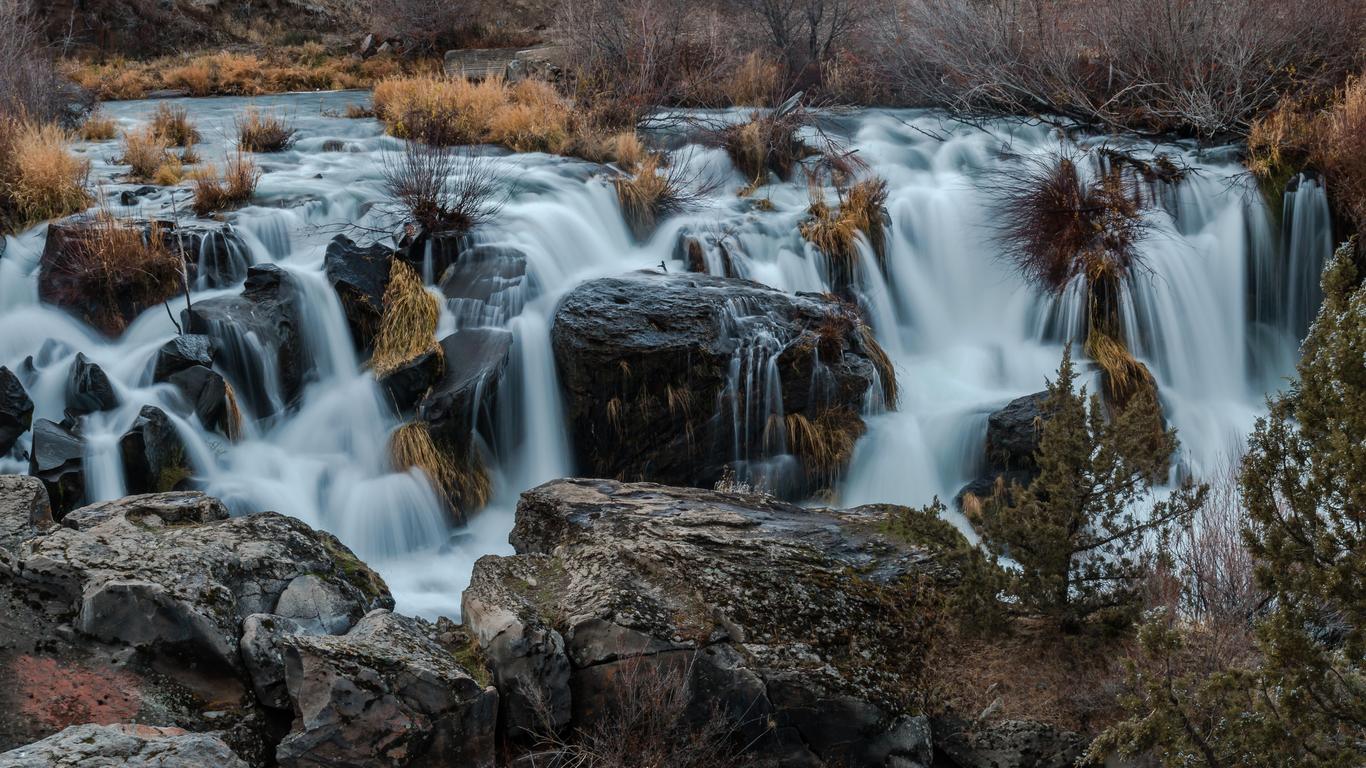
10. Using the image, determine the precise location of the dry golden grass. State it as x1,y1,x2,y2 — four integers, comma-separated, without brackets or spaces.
152,156,186,186
0,119,91,232
389,421,493,515
149,103,200,147
773,406,867,486
223,382,243,441
374,74,576,153
119,126,172,181
725,52,782,107
64,47,419,102
78,113,118,142
614,154,673,238
371,258,440,376
1085,329,1157,412
801,178,891,287
609,132,646,171
237,108,296,153
1310,76,1366,232
191,151,259,217
858,324,898,408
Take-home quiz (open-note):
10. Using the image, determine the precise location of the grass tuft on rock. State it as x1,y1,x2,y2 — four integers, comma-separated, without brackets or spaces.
191,151,259,217
78,113,118,142
389,420,492,516
149,103,199,147
237,107,296,153
370,258,440,377
800,177,889,289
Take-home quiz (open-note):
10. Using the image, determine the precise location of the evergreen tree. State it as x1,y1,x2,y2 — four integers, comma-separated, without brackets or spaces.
1094,242,1366,767
972,345,1205,630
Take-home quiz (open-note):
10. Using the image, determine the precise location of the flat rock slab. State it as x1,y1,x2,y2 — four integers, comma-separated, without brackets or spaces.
0,723,247,767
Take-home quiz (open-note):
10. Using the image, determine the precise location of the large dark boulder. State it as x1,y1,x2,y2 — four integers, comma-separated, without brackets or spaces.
27,420,84,517
377,347,443,415
0,368,33,457
551,271,890,497
65,353,118,416
152,334,215,382
185,264,308,418
324,235,393,354
465,479,948,767
419,329,513,448
118,405,191,495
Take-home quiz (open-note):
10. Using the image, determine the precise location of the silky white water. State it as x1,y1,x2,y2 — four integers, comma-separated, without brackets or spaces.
0,92,1333,617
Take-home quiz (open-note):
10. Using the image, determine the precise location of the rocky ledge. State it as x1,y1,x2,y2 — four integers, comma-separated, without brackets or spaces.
463,478,953,767
0,477,496,767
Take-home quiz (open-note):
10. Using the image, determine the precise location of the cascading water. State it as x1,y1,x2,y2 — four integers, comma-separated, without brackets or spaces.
0,94,1335,617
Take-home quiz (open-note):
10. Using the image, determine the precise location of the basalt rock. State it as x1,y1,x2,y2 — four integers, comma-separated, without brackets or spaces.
152,334,215,382
439,243,528,326
166,365,239,438
932,717,1087,768
118,405,191,495
464,478,950,767
186,264,308,418
0,723,249,767
0,368,33,457
324,235,393,354
419,329,512,449
377,347,443,414
551,271,887,497
64,353,118,416
0,476,53,554
26,420,84,517
275,610,498,768
0,490,392,674
957,392,1049,508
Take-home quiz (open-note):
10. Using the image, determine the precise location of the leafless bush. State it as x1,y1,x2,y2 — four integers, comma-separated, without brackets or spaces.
557,0,738,127
381,142,502,236
0,0,84,126
731,0,862,73
873,0,1366,137
615,148,726,239
367,0,477,53
520,654,762,768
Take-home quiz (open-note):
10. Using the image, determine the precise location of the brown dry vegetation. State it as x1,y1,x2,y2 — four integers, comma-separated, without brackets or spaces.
191,151,259,217
800,177,889,289
63,46,416,102
149,103,199,147
370,258,440,377
41,212,184,334
237,108,297,153
0,118,91,233
373,75,578,153
118,126,175,182
78,112,117,141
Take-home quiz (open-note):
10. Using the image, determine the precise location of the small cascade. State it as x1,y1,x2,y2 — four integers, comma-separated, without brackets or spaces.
0,94,1338,618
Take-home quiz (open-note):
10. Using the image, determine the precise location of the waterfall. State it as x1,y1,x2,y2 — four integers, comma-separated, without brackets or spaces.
0,95,1335,617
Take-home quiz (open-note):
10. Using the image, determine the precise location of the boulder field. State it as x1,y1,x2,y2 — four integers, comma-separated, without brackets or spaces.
0,474,1087,767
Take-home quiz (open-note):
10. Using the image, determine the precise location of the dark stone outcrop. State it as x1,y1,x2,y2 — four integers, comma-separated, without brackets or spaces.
165,365,238,438
932,717,1087,768
118,405,191,495
378,347,443,415
957,392,1049,507
0,723,250,767
185,264,307,417
0,368,33,457
275,610,498,768
152,334,215,382
551,271,888,496
64,353,118,416
26,420,84,517
324,235,393,354
418,329,513,449
464,478,950,767
438,243,528,326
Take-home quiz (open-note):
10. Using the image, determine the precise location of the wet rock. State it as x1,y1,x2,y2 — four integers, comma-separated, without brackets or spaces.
0,368,33,456
403,230,465,282
324,235,393,353
438,243,528,326
276,610,498,768
0,490,393,673
26,420,84,517
675,234,737,277
418,328,512,447
378,347,443,415
183,224,253,290
166,365,238,438
0,723,249,767
551,271,886,496
0,476,53,554
118,405,191,495
64,353,118,416
986,392,1049,475
118,185,161,206
152,334,214,381
185,264,308,417
933,717,1086,768
465,478,950,766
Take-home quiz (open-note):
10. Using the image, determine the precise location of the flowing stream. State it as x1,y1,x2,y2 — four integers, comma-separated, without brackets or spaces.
0,92,1334,617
